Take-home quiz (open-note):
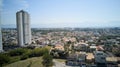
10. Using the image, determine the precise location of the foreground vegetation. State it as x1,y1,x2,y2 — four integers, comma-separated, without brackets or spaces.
0,46,53,67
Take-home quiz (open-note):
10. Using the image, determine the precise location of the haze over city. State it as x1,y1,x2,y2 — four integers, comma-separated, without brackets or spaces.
1,0,120,28
1,0,120,67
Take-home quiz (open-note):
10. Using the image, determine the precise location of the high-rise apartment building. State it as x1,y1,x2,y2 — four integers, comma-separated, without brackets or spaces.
0,21,3,52
0,0,3,51
16,10,31,46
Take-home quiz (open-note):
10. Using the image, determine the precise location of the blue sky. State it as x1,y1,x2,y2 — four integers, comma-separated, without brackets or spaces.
1,0,120,28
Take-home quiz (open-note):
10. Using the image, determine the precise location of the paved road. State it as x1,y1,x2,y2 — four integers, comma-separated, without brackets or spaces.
53,60,73,67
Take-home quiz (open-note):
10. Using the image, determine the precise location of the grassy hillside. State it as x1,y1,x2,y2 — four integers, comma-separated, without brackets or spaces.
4,57,43,67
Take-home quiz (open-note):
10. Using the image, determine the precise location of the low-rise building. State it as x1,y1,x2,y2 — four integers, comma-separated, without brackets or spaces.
90,46,97,52
106,57,118,67
86,53,94,63
54,44,64,51
94,51,107,67
66,53,86,66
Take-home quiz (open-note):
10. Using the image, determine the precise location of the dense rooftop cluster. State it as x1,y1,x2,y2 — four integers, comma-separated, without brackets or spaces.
2,28,120,67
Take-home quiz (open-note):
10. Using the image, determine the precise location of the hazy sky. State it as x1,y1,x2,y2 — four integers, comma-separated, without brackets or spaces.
1,0,120,28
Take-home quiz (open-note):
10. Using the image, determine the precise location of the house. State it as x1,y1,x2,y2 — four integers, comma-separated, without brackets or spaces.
96,46,104,51
86,53,94,63
94,51,106,63
90,46,97,52
90,45,104,52
74,43,88,51
116,57,120,63
66,53,86,66
94,51,107,67
106,57,118,67
54,44,64,51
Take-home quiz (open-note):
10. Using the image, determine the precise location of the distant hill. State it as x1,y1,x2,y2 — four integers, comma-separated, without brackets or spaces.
1,24,120,29
1,24,16,28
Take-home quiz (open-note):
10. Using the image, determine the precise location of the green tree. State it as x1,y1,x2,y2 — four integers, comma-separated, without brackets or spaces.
42,53,53,67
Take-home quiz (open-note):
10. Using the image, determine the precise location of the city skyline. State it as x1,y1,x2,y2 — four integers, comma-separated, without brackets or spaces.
1,0,120,28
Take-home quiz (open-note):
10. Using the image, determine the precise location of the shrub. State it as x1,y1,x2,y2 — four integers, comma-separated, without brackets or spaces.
41,48,49,55
0,54,11,66
29,48,49,57
42,53,53,67
8,48,28,56
29,48,42,57
20,53,29,60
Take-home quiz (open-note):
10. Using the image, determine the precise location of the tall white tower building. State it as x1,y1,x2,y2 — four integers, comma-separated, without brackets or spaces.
16,10,31,46
0,18,3,52
0,0,3,52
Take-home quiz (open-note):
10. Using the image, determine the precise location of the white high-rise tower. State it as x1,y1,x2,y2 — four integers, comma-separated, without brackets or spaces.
16,10,31,46
0,19,3,52
0,0,3,52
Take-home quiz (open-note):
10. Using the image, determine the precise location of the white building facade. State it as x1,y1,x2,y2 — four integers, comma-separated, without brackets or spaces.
16,10,31,46
0,0,3,51
0,22,3,52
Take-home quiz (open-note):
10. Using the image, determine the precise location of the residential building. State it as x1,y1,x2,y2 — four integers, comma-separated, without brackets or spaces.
54,44,64,51
16,10,31,46
0,6,3,51
94,51,107,67
86,53,94,63
66,53,86,66
106,57,118,67
0,22,3,52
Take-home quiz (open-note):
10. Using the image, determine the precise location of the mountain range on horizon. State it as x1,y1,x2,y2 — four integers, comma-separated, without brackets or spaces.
1,24,120,28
